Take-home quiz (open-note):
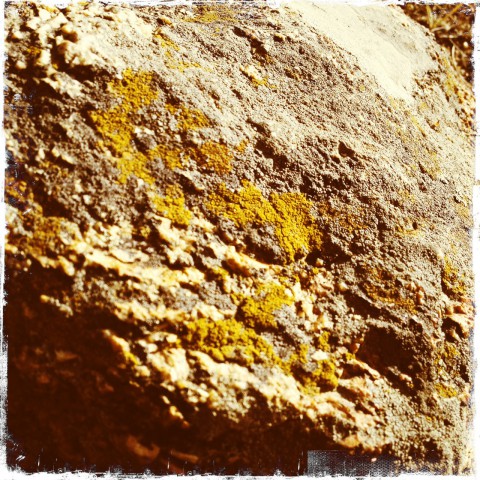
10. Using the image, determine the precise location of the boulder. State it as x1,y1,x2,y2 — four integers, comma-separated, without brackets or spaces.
4,1,474,474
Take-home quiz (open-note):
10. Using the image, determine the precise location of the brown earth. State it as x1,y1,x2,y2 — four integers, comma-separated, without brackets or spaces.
4,1,475,475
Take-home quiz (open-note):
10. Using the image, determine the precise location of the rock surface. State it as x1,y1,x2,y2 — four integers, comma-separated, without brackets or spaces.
4,1,475,475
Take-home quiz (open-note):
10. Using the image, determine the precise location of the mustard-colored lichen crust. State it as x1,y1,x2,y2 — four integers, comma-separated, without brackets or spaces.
4,1,475,475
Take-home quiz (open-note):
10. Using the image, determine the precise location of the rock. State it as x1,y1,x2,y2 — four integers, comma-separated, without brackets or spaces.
4,0,474,475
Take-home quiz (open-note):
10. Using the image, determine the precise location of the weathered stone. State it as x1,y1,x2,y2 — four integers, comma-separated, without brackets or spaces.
4,1,474,475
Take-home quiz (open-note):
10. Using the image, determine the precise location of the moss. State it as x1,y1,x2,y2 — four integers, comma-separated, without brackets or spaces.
188,140,233,174
237,282,294,330
208,180,322,264
152,184,192,228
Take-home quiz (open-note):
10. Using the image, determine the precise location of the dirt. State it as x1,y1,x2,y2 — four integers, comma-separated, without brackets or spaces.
4,1,475,475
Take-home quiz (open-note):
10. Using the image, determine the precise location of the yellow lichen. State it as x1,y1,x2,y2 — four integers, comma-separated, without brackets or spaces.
154,30,180,54
442,255,467,297
208,180,322,264
184,5,239,24
236,139,249,154
188,141,233,174
362,267,417,313
236,282,294,330
166,60,201,73
150,144,185,170
165,103,210,131
315,330,332,352
107,69,158,107
442,342,460,361
90,69,159,185
435,383,458,398
152,184,192,228
183,318,280,366
182,316,338,392
241,64,277,89
303,359,339,391
118,150,156,185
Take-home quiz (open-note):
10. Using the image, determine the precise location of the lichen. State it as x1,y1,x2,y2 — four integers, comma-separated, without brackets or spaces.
150,144,185,170
166,103,210,131
182,316,338,392
435,383,458,398
240,64,277,89
188,140,233,174
362,267,417,313
236,282,294,330
208,180,322,263
315,330,332,352
151,184,192,228
442,255,467,298
155,30,180,55
184,5,239,24
90,69,159,185
166,60,201,73
182,317,280,366
303,359,339,391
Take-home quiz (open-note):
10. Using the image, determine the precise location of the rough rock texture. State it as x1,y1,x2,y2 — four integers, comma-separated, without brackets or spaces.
4,1,475,475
